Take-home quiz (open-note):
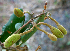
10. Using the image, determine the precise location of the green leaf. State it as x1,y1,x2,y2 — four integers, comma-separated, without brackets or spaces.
16,13,32,45
0,8,25,42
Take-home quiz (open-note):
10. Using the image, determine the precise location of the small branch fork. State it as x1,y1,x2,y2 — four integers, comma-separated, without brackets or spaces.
44,12,59,25
33,22,48,35
13,12,48,34
13,19,33,34
13,1,48,34
0,1,48,51
0,42,28,51
13,15,41,34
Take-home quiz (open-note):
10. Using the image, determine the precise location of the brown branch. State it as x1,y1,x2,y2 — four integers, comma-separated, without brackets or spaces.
13,19,32,34
13,12,46,34
13,17,39,34
35,45,41,51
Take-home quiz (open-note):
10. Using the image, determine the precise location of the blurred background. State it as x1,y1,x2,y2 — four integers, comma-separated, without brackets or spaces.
0,0,70,51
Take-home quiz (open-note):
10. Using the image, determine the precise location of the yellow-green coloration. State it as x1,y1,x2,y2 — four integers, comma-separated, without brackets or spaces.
50,26,64,38
4,34,21,48
14,8,24,17
48,34,57,41
57,24,67,35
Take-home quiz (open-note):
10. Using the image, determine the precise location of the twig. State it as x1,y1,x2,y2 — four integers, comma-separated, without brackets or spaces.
33,22,48,35
13,19,33,34
20,25,34,36
35,45,41,51
1,46,17,50
13,11,47,34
